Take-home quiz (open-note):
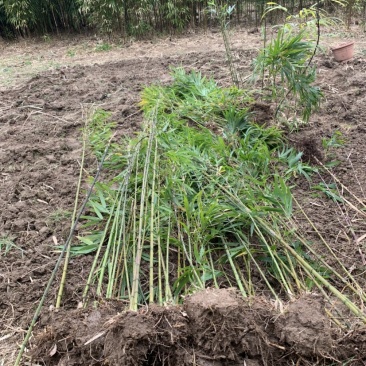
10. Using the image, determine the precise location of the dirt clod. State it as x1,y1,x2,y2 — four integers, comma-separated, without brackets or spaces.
276,294,332,356
29,290,366,365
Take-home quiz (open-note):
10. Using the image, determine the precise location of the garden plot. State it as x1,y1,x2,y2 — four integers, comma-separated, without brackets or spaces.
1,30,366,365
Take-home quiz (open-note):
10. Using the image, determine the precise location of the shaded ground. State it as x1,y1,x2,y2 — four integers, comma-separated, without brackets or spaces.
1,29,366,365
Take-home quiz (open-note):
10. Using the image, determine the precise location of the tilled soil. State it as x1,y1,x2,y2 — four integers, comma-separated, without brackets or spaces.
1,31,366,365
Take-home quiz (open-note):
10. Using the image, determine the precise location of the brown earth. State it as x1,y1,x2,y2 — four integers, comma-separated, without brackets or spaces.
29,289,366,365
1,29,366,365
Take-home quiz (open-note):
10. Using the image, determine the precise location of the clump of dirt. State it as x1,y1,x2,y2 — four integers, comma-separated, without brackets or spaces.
29,289,366,365
275,293,332,356
293,135,324,164
104,306,189,366
184,288,276,365
249,101,273,125
31,302,189,366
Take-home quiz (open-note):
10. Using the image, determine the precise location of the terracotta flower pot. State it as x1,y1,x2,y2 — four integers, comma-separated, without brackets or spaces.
331,41,355,62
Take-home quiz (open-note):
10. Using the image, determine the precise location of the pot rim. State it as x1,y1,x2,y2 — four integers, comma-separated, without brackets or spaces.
331,41,355,51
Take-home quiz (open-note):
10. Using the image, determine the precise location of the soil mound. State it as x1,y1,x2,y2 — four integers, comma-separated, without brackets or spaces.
30,289,366,365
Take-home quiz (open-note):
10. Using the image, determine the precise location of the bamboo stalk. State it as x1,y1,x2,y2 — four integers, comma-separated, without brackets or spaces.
224,240,247,297
130,113,157,311
149,139,158,303
256,216,366,323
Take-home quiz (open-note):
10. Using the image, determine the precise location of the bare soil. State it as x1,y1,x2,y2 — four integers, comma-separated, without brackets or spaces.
1,29,366,365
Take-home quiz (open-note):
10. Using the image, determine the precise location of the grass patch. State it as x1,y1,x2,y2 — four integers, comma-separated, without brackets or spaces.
49,209,73,223
95,42,112,52
0,235,22,257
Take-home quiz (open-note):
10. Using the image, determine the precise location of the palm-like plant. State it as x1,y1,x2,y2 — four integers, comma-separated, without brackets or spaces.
253,27,322,123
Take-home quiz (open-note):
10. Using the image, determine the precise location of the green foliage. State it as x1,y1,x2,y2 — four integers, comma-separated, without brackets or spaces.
78,68,329,309
278,146,318,181
0,0,349,38
0,0,83,35
163,0,190,32
49,209,72,223
321,130,345,164
0,234,22,257
253,27,322,123
66,68,366,323
79,0,123,35
78,0,192,37
322,130,345,150
95,42,112,52
259,239,326,288
208,0,240,86
0,0,35,32
86,109,116,159
312,182,344,202
67,49,76,57
141,68,254,128
264,2,342,37
0,2,16,38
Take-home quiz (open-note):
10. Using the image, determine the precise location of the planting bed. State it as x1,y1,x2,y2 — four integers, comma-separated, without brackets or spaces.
1,30,366,365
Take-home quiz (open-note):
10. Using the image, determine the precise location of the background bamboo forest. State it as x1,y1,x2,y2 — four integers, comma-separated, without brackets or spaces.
0,0,358,39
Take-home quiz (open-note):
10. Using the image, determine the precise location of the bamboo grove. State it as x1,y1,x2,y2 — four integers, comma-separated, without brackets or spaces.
0,0,339,39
